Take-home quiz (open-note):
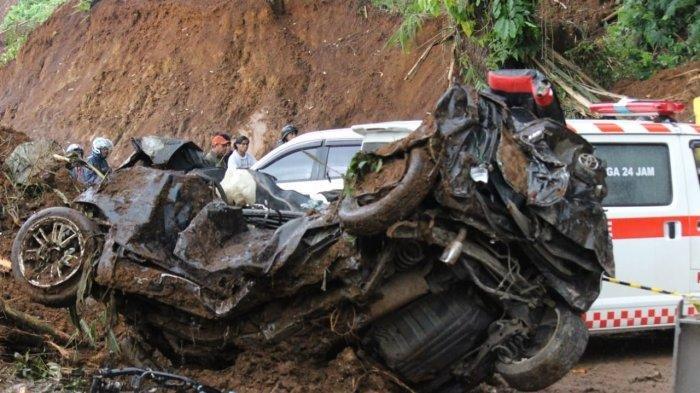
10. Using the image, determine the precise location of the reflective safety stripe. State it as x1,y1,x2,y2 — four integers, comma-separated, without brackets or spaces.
642,123,671,133
583,305,696,330
594,122,624,133
564,120,699,134
609,216,700,239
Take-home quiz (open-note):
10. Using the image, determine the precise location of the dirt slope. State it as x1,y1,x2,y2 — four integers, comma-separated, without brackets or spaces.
0,0,450,159
613,60,700,122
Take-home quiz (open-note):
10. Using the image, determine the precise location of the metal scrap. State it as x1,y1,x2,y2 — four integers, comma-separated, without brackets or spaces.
89,367,232,393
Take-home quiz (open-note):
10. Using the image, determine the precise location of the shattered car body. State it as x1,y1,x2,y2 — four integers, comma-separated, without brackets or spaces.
11,73,613,392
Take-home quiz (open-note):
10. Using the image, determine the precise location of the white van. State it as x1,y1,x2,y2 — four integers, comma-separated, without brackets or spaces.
253,114,700,333
250,121,422,198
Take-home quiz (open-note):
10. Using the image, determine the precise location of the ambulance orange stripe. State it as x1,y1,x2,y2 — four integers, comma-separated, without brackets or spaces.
641,123,670,133
609,216,700,239
594,123,624,133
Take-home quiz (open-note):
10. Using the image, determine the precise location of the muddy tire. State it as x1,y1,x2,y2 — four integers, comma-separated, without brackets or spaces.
339,147,436,236
368,289,495,391
11,207,101,308
495,305,588,391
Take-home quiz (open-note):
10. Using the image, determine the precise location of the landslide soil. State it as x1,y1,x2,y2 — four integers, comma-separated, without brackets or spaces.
0,127,102,390
613,60,700,122
0,0,451,160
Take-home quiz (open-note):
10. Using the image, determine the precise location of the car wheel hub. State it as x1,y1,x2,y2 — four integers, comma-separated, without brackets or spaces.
19,217,85,288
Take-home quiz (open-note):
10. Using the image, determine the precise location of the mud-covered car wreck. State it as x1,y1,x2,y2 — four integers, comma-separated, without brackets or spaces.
11,71,613,392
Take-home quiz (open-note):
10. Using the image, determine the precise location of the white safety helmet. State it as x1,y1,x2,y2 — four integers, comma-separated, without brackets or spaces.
65,143,83,155
92,137,114,154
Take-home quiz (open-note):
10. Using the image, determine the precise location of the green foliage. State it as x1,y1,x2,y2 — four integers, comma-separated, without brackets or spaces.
12,351,87,390
343,151,384,196
13,351,62,381
487,0,539,68
75,0,93,12
0,35,27,65
372,0,540,68
0,0,67,65
568,0,699,85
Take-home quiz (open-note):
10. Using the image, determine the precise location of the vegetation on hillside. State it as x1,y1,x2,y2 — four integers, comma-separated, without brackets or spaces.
373,0,699,88
569,0,699,86
372,0,539,85
0,0,68,65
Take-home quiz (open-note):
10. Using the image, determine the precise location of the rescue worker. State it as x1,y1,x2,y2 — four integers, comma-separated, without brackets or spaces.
65,143,86,183
277,124,298,146
228,135,257,169
204,133,232,168
84,137,113,185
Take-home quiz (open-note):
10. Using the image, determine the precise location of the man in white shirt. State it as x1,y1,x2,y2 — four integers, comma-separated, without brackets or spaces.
228,135,257,169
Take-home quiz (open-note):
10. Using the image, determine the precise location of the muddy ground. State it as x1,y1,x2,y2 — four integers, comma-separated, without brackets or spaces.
544,332,673,393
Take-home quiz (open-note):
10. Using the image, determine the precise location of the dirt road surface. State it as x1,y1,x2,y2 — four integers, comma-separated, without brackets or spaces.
542,331,673,393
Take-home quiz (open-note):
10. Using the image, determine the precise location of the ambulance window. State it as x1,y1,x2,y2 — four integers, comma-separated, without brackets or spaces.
693,142,700,183
593,144,672,206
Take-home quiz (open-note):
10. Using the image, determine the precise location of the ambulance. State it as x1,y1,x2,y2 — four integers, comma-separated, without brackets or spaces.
253,99,700,334
572,100,700,333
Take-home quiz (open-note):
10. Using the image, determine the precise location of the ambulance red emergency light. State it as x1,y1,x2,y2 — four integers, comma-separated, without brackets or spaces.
589,99,686,119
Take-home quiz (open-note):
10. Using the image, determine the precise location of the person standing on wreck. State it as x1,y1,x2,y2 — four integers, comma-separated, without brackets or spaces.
84,137,113,185
228,135,257,169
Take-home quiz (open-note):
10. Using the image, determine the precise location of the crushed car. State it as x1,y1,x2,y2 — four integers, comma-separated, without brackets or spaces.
10,70,613,392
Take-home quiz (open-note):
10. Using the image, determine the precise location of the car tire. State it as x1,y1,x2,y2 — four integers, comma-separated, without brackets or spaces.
368,288,495,391
495,304,588,391
338,147,436,236
11,207,101,308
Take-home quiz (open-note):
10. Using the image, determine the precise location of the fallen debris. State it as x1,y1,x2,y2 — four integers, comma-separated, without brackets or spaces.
0,298,72,345
89,368,230,393
629,370,664,384
0,257,11,273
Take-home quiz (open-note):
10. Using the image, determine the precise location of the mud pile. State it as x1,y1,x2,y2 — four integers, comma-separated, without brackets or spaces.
0,127,88,389
0,127,82,255
537,0,617,52
0,126,84,323
0,0,450,160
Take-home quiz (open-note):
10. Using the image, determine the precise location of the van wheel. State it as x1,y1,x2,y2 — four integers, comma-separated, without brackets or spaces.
11,207,101,308
495,305,588,391
338,147,436,236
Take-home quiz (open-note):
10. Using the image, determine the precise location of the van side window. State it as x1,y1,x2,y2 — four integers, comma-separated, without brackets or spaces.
326,145,361,179
260,147,319,182
593,144,672,207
